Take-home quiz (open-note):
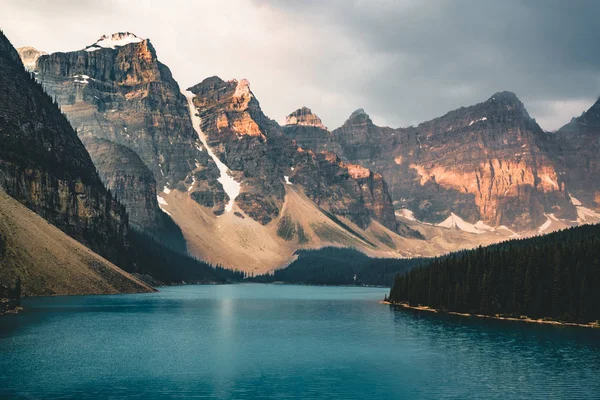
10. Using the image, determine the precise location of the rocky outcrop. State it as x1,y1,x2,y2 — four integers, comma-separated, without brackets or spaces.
286,92,575,230
283,107,338,153
290,151,418,236
22,33,221,233
188,77,415,235
285,106,327,129
81,136,163,231
189,77,287,224
24,33,216,190
16,46,46,70
544,98,600,210
0,30,133,269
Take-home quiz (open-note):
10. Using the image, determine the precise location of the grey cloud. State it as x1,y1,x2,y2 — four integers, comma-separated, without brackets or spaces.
255,0,600,129
2,0,600,131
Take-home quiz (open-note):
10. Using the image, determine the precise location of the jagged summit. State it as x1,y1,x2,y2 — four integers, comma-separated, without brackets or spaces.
232,78,252,98
343,108,371,125
487,91,520,104
481,91,533,121
16,46,46,70
84,32,144,52
285,106,327,129
572,96,600,126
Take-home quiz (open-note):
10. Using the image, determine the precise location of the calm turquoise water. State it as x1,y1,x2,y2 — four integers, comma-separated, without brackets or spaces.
1,284,599,399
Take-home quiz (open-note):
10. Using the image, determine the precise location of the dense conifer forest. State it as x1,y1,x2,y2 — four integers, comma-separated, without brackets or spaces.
388,224,600,324
130,230,244,284
251,248,426,286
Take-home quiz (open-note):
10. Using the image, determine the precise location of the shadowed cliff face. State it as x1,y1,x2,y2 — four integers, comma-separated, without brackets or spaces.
0,31,132,268
544,98,600,210
189,77,417,236
22,34,221,232
288,93,577,230
81,136,163,231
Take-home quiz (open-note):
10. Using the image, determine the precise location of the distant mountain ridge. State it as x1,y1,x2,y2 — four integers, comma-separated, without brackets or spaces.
18,31,600,273
285,92,599,232
22,35,429,273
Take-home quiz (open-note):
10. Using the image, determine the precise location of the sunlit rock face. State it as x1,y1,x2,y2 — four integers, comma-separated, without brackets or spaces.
188,77,418,236
24,33,216,186
283,108,338,154
0,31,131,267
16,46,46,70
285,107,327,129
286,92,577,230
22,33,223,229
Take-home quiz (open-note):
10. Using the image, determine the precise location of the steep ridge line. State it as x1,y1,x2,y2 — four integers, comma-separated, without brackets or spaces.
184,90,240,212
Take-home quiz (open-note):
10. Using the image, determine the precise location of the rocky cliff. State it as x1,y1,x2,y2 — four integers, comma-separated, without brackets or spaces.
21,33,220,231
81,136,163,230
188,77,413,235
0,30,146,287
545,98,600,212
288,92,576,230
283,107,338,154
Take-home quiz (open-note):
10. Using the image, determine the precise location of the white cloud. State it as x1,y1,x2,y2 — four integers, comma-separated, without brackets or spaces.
528,99,595,131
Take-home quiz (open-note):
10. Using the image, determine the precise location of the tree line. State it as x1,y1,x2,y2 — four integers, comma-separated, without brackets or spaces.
129,229,244,284
388,224,600,324
251,247,426,286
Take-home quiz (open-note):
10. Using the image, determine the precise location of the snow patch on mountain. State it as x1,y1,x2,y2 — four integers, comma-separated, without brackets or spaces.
437,213,485,234
184,90,241,212
537,215,552,234
85,32,143,52
568,195,600,223
570,195,582,206
576,205,600,223
496,225,520,238
468,117,487,127
396,209,417,221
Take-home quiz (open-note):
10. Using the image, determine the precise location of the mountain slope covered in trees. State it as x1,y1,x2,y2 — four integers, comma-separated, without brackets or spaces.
388,224,600,324
252,247,426,286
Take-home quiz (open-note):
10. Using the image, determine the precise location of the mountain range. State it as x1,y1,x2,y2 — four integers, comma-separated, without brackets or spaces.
1,30,599,294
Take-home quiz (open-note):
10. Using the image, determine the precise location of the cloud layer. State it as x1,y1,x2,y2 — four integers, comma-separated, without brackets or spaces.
3,0,600,130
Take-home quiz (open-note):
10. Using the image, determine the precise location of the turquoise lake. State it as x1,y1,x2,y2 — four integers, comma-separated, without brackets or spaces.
1,284,599,399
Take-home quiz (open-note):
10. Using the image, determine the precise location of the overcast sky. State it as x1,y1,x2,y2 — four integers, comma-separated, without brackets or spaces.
3,0,600,131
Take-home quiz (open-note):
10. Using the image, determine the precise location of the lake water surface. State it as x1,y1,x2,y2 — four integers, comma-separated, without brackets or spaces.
1,284,599,399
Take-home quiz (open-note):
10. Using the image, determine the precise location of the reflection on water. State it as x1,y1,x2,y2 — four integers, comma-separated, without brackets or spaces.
1,284,599,399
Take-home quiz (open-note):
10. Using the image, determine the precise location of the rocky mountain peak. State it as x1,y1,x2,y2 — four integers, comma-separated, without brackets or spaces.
84,32,144,52
484,91,532,119
285,107,327,129
344,108,372,125
16,46,46,70
488,91,520,104
231,78,254,109
574,96,600,127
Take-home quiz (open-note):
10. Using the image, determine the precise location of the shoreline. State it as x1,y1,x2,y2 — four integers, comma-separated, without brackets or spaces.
382,300,600,329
